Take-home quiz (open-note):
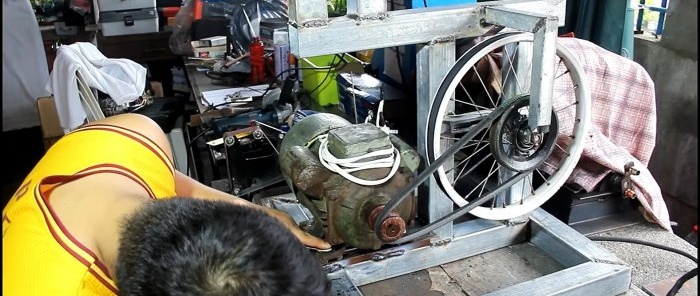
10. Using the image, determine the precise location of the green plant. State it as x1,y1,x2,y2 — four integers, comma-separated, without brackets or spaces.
327,0,346,17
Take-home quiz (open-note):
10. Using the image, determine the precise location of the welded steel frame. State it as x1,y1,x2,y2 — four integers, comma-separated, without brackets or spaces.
287,0,632,294
328,209,631,295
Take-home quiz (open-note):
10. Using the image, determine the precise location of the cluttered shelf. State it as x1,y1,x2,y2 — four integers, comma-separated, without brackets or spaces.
182,55,340,193
180,48,415,196
182,57,290,197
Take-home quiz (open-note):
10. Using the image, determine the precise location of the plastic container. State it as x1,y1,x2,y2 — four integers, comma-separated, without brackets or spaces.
299,55,342,106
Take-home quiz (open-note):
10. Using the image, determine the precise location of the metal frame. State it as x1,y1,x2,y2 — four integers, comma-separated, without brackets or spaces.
76,69,106,124
287,0,632,294
329,209,631,295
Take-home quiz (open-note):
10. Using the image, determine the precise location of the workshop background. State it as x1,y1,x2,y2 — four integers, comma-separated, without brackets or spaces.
3,0,696,243
2,0,698,294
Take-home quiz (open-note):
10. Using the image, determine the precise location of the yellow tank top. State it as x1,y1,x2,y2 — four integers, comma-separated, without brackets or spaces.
2,123,177,296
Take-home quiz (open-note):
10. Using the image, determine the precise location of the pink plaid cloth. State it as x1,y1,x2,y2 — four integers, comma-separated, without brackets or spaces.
550,37,671,231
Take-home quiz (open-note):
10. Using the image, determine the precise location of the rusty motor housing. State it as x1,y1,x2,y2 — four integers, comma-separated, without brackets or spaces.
279,113,419,250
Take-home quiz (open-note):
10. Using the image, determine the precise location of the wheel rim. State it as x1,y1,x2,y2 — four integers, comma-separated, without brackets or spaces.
426,32,591,220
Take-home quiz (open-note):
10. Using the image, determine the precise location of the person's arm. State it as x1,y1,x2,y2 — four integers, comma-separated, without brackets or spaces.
174,170,331,250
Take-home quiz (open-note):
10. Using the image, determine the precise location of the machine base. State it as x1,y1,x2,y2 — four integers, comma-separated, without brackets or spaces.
328,208,632,296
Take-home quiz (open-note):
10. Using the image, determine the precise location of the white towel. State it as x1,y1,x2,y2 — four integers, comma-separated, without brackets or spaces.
45,42,147,133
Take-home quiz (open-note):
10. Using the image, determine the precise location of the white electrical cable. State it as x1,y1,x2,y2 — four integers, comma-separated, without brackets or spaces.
317,134,401,186
315,99,401,186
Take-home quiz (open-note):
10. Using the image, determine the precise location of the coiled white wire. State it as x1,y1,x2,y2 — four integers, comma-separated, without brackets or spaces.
312,100,401,186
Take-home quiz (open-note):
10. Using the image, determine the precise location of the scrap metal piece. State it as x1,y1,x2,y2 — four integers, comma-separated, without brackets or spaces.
328,270,364,296
622,162,640,199
370,249,405,261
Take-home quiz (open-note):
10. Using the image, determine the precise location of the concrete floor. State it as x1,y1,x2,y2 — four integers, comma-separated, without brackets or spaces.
350,217,697,296
359,242,564,296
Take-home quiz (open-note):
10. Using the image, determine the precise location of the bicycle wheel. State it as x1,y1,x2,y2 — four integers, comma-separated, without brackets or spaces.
426,32,591,220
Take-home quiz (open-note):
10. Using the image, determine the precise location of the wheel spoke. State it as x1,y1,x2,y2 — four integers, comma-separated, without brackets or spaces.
541,161,557,171
555,84,578,98
451,143,490,184
471,64,498,108
503,45,524,95
535,169,548,184
456,82,490,118
452,152,492,184
464,159,499,201
451,97,491,110
553,58,566,80
554,69,570,81
446,141,487,174
450,129,492,183
554,100,578,113
554,143,570,156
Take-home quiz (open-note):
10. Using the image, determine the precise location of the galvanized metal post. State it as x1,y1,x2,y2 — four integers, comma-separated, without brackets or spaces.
482,5,558,131
287,0,328,26
416,40,456,241
482,5,559,207
346,0,388,19
529,17,557,131
287,0,329,57
499,41,533,207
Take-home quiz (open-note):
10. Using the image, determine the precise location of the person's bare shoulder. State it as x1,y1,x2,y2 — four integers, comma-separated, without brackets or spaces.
84,113,174,161
84,113,160,136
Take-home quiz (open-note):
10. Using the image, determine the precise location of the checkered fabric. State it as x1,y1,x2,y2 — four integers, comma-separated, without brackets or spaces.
550,37,671,231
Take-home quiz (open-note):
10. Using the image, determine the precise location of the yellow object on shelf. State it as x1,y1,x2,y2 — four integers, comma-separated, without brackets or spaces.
355,49,374,63
300,54,342,106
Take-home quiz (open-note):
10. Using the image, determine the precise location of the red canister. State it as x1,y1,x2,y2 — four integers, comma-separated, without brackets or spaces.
248,37,266,84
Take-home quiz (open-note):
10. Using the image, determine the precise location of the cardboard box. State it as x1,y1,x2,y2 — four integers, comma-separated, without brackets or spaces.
260,19,288,50
150,81,164,97
191,36,227,48
36,96,65,151
193,45,226,58
273,44,290,81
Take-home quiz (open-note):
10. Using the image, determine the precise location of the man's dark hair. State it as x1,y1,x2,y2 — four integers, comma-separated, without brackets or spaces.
115,197,331,296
